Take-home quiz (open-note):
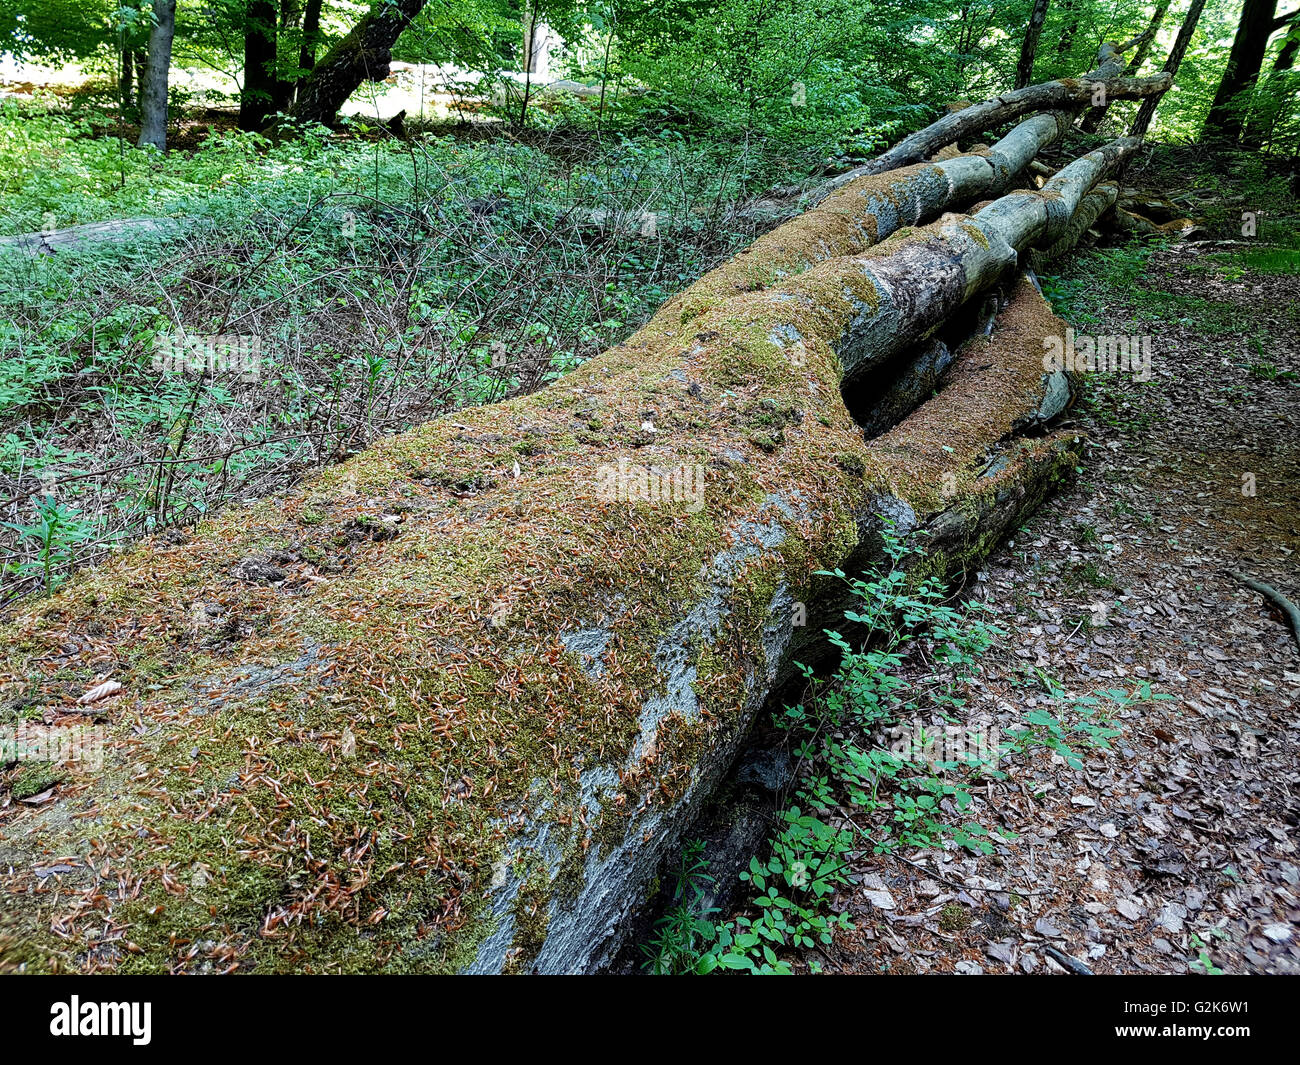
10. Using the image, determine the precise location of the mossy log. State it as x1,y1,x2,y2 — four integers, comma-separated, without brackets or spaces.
0,136,1112,973
818,70,1167,195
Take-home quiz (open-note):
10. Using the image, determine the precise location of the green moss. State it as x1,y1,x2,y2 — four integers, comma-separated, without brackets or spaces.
8,761,62,800
504,869,552,974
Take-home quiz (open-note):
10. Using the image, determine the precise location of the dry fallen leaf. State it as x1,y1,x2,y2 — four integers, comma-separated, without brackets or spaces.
77,679,122,705
20,788,56,805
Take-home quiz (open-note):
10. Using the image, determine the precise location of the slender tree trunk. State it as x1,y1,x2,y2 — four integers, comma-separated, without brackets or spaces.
300,0,324,73
518,6,541,127
241,0,281,131
1126,0,1173,73
136,0,176,150
271,0,305,109
1016,0,1052,89
120,46,134,108
1204,0,1281,143
1130,0,1210,139
286,0,428,127
1081,0,1171,133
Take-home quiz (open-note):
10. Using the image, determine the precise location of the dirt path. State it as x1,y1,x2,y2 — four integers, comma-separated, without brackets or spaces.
822,241,1300,975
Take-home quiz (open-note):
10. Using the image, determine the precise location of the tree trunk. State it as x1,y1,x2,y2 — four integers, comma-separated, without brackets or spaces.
1130,0,1209,139
0,165,1109,971
0,65,1159,976
241,0,281,131
299,0,324,73
1204,0,1281,143
1016,0,1052,89
136,0,176,150
1125,0,1173,73
120,45,134,108
1080,0,1171,133
286,0,430,127
819,65,1167,191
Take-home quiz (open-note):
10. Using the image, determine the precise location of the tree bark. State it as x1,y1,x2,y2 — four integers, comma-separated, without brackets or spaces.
1016,0,1052,89
241,0,282,131
299,0,324,73
0,66,1155,976
819,66,1167,193
1080,1,1171,132
665,111,1074,337
1130,0,1209,139
286,0,430,127
136,0,176,150
0,168,1107,972
1204,0,1282,143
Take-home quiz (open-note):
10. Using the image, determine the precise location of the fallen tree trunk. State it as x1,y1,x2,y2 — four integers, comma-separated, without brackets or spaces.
0,214,1094,977
285,0,429,128
649,111,1073,340
0,105,1129,974
0,218,182,254
814,72,1165,200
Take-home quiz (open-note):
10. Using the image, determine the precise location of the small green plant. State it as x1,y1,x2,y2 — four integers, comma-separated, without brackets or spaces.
3,496,101,596
1189,930,1226,975
640,840,720,975
1001,683,1165,771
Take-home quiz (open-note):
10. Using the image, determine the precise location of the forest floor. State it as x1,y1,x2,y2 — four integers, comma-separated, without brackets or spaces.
809,237,1300,975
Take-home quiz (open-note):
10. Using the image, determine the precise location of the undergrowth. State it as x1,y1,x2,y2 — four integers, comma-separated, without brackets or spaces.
0,101,771,603
641,529,1167,975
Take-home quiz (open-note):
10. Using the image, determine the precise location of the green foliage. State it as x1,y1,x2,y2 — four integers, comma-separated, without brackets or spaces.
2,496,103,596
639,839,720,975
641,527,1169,974
0,100,765,602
